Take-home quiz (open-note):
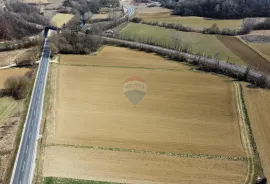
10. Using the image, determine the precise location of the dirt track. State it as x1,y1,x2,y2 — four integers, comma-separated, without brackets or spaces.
217,36,270,73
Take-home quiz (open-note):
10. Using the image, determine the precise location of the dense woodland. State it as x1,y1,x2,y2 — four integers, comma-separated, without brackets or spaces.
156,0,270,18
0,2,49,40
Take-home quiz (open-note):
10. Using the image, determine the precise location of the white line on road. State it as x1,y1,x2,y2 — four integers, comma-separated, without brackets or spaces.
26,145,28,154
22,161,25,171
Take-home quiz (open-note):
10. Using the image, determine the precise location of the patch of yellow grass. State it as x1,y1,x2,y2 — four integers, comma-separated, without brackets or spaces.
51,13,74,27
139,12,242,29
91,14,107,20
249,43,270,61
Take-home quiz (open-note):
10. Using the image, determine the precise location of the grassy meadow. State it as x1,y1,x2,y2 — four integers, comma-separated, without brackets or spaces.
121,23,245,65
138,12,243,29
51,13,74,27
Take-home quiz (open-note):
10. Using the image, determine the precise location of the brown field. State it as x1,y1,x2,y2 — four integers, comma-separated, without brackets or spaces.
0,68,30,89
244,86,270,180
42,46,248,183
48,64,245,157
217,36,270,73
249,43,270,61
60,46,188,70
0,49,29,67
135,7,171,14
248,30,270,36
43,146,247,184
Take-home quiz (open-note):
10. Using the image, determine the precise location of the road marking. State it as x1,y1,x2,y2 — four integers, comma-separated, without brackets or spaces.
29,132,31,138
33,110,36,116
26,145,28,154
22,161,25,171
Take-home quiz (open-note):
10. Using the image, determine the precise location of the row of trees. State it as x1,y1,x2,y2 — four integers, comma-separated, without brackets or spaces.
156,0,270,19
131,17,270,36
49,31,102,54
103,37,270,88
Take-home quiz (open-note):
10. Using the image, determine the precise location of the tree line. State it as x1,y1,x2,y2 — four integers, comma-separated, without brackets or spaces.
156,0,270,19
103,36,270,88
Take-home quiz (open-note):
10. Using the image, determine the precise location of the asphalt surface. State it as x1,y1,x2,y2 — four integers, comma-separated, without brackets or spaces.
10,38,50,184
124,5,135,17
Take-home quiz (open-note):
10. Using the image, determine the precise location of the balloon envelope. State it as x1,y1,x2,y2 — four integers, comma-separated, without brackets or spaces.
123,76,147,105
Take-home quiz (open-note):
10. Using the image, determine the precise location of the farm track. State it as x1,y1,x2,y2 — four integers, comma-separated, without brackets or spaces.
234,82,255,184
217,35,270,73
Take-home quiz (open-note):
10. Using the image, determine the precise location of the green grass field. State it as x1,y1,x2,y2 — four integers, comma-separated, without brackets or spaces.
121,23,244,65
139,12,242,29
44,177,122,184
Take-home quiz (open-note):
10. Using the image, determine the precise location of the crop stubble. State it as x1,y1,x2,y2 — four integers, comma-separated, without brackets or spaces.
43,146,247,184
49,64,245,156
43,47,247,183
60,46,188,70
244,87,270,180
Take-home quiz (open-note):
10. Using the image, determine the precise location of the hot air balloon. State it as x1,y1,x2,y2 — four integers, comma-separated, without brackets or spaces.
123,76,147,106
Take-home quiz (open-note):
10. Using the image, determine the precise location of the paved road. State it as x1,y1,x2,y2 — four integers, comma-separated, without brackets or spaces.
123,5,135,17
10,38,50,184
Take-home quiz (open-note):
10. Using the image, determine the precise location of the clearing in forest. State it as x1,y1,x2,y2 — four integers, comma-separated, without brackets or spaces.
51,13,74,27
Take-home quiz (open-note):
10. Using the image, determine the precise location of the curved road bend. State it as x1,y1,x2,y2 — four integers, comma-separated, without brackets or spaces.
10,38,50,184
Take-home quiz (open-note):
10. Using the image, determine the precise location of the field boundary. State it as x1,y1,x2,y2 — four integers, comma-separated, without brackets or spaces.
43,176,123,184
234,82,263,183
234,82,255,184
102,36,270,88
46,143,247,162
59,63,188,71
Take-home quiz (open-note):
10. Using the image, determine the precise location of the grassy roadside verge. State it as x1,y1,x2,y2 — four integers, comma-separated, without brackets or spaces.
34,63,57,184
4,66,37,184
44,177,123,184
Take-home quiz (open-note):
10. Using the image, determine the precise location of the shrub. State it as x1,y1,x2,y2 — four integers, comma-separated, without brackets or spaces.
4,76,31,99
130,17,142,23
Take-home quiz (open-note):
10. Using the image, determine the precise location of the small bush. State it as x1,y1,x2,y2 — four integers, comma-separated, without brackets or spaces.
130,17,142,23
4,76,31,99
